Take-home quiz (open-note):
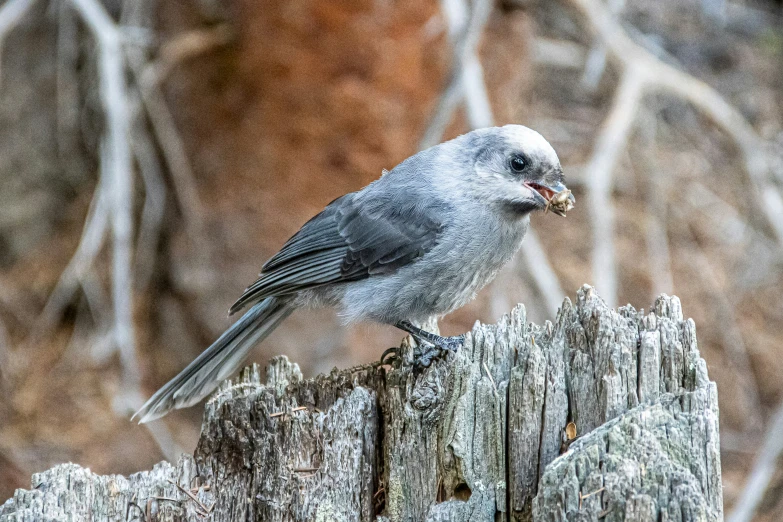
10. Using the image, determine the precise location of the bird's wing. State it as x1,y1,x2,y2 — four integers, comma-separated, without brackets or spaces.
229,192,446,315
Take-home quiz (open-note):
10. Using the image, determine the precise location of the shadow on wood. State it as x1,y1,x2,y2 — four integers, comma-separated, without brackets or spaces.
0,285,722,521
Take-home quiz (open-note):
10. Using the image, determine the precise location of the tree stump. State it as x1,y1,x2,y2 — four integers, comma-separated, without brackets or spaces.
0,286,723,521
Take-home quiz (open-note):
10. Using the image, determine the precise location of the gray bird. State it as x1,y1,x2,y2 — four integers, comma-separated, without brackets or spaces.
134,125,573,422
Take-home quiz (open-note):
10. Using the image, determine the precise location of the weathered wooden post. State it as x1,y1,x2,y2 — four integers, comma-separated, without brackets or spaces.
0,286,723,521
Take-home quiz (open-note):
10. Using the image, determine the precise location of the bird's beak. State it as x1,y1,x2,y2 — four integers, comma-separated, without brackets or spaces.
524,181,575,217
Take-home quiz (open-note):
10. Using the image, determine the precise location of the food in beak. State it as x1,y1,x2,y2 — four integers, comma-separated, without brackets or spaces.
526,182,575,217
546,189,574,217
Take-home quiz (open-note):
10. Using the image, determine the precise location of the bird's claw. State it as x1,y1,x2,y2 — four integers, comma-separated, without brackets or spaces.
413,334,464,370
380,346,401,367
412,344,440,369
438,334,465,353
382,334,465,370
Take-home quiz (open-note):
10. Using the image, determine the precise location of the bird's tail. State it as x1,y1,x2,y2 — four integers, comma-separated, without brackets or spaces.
133,297,293,423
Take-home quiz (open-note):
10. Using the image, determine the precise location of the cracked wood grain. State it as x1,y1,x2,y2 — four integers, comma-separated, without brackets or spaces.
1,285,722,522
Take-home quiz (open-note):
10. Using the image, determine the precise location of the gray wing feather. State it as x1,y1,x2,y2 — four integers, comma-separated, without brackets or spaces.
229,192,446,315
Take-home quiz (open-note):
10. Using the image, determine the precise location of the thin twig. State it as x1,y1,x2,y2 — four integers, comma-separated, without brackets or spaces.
673,207,763,434
584,66,644,308
580,486,605,499
128,90,167,292
167,479,210,516
419,0,494,149
482,361,498,396
150,496,180,503
727,400,783,522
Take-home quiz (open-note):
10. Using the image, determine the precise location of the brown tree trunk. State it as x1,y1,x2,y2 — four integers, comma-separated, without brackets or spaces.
0,286,723,521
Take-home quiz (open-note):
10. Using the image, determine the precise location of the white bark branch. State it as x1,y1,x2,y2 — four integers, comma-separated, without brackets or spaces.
568,0,783,310
32,181,110,343
70,0,139,387
584,67,644,308
129,91,167,292
728,400,783,522
419,0,494,149
570,0,783,245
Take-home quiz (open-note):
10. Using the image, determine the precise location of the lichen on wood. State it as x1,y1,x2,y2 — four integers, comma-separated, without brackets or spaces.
0,285,722,522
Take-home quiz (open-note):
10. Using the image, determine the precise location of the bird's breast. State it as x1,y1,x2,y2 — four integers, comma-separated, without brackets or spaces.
428,213,529,313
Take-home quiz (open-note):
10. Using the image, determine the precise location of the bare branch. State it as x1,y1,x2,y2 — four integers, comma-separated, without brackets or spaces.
579,0,625,90
518,229,567,316
532,38,585,69
419,0,494,149
124,27,231,231
673,207,763,435
727,400,783,522
584,67,644,308
567,0,783,310
127,26,232,229
128,90,167,292
148,24,232,85
79,270,111,336
70,0,139,386
569,0,783,245
32,180,110,342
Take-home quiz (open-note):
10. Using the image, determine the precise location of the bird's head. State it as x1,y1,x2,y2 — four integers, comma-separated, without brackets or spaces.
458,125,574,217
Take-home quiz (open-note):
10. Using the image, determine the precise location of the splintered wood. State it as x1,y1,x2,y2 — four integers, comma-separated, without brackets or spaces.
0,286,722,522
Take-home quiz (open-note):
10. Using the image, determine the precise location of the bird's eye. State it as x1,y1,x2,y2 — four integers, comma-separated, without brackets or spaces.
509,155,527,173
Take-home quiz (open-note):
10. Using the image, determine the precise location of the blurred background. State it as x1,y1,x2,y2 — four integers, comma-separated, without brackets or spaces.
0,0,780,519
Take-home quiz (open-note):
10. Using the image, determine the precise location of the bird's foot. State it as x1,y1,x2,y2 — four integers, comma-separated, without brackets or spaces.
412,343,440,369
410,332,465,369
381,333,465,369
435,334,465,353
411,334,464,370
